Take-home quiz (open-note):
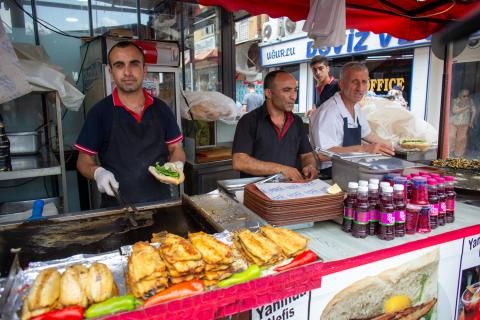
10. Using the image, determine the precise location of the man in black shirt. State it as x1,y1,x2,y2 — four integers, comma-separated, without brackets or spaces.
232,70,318,180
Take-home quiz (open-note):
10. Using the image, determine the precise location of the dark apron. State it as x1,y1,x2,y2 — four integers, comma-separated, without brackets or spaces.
320,117,362,179
99,104,171,208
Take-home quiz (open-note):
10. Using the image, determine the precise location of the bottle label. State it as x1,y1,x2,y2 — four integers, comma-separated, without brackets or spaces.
355,210,369,224
447,199,455,211
369,209,378,222
439,202,446,214
380,212,395,226
344,207,355,219
430,204,439,216
395,210,406,223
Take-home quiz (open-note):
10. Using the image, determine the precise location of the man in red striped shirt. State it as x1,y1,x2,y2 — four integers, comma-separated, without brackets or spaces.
75,41,185,207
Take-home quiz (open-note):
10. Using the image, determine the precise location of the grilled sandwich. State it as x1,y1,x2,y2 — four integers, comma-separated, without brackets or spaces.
21,268,61,320
260,226,308,257
59,264,88,307
86,263,117,303
236,229,283,266
189,232,233,265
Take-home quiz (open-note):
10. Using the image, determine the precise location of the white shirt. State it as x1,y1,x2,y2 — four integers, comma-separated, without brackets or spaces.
311,92,371,150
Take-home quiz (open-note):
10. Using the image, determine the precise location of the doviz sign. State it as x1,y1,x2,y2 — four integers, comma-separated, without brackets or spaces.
260,29,430,67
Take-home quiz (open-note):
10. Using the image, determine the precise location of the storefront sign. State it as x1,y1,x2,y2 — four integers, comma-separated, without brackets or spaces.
252,292,310,320
369,77,405,92
260,30,430,67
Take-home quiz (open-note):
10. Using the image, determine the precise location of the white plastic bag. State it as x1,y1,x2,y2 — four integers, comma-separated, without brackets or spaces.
181,90,237,122
360,96,438,145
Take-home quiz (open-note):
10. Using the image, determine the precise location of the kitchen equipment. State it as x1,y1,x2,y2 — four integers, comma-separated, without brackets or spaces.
217,177,266,194
112,189,139,227
332,155,422,191
6,132,40,155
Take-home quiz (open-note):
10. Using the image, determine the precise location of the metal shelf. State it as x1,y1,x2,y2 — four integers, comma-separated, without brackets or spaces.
0,150,61,180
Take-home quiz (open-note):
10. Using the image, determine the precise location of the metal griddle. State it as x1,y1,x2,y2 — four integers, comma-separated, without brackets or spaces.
0,199,216,276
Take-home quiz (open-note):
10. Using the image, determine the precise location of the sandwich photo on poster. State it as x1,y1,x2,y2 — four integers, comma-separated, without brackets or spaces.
456,234,480,320
319,249,439,320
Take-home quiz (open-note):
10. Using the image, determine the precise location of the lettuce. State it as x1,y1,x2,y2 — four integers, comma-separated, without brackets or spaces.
154,162,180,178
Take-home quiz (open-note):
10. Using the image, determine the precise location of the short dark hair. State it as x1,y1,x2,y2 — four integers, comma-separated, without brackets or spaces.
107,41,145,67
247,82,255,89
310,56,330,67
264,70,289,90
340,61,368,80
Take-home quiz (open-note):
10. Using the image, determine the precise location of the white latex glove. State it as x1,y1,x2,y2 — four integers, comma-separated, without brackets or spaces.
163,161,184,172
93,167,119,197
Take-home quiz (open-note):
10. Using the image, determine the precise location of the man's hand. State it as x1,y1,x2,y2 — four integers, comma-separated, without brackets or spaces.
94,167,119,196
302,164,318,180
362,143,395,156
281,166,304,181
306,105,316,118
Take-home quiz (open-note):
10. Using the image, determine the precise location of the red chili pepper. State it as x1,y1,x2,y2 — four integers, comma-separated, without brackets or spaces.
31,306,84,320
274,249,318,272
144,279,204,307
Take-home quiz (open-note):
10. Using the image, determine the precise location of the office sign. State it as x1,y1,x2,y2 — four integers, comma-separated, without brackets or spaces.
260,29,430,67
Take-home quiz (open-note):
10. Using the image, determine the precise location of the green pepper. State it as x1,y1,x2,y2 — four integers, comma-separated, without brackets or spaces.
218,264,261,288
85,295,141,319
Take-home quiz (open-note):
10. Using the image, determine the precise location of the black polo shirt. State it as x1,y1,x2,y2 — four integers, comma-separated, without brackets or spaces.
232,104,312,177
315,77,340,108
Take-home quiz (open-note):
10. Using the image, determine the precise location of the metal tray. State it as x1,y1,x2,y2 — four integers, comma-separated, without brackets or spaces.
7,132,40,155
217,177,265,194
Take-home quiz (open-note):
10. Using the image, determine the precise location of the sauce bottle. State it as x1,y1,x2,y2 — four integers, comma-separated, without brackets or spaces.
342,182,358,233
378,186,395,241
435,177,446,226
393,184,406,237
445,176,456,223
427,179,439,229
368,183,379,236
352,186,369,239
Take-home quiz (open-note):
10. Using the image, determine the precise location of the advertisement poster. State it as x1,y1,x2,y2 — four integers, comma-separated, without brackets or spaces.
251,292,311,320
455,235,480,320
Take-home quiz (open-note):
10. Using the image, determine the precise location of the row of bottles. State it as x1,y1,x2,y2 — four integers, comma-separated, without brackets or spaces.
0,115,12,172
342,173,456,241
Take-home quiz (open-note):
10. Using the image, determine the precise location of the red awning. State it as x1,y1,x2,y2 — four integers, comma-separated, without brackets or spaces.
198,0,480,40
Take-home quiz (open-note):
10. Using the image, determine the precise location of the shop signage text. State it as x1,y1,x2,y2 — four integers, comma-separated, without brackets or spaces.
252,292,309,320
260,29,430,67
369,78,405,92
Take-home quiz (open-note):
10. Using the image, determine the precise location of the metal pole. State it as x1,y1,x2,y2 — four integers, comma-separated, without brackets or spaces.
438,42,453,159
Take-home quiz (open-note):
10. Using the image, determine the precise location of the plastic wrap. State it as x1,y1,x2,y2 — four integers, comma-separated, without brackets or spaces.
181,90,237,122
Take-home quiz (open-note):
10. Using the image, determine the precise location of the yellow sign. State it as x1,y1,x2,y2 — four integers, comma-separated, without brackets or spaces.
369,78,405,92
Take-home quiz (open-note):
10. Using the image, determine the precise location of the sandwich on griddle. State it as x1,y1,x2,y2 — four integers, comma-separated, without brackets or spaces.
320,249,439,320
260,226,309,258
235,229,283,266
159,233,205,284
126,241,169,299
59,264,89,307
189,231,234,286
21,268,61,320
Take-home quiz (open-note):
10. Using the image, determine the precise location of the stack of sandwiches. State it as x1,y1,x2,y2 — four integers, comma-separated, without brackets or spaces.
234,229,283,266
260,226,309,258
159,233,205,284
126,242,169,299
189,231,234,287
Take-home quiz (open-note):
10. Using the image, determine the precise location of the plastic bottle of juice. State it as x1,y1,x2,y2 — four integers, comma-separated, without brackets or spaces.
416,205,432,233
445,176,456,223
427,179,439,229
405,175,412,202
352,186,369,238
342,182,358,233
393,184,406,237
405,203,420,234
378,186,395,241
393,176,407,201
411,177,428,205
435,177,446,226
368,183,379,236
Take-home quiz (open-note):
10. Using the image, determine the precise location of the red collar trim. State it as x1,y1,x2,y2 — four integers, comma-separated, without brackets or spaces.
272,112,294,140
112,87,154,123
317,76,335,93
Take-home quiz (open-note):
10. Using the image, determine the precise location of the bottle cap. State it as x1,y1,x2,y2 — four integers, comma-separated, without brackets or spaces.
444,176,455,182
368,183,379,190
358,180,368,187
419,171,430,176
410,173,419,177
405,175,412,180
430,173,440,178
427,179,437,185
369,178,380,185
393,184,404,191
435,177,445,184
358,186,368,193
393,176,407,183
380,182,390,188
383,186,393,193
348,182,359,189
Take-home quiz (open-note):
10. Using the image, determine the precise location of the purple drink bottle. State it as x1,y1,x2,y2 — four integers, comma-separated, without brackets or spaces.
445,176,456,223
378,186,395,241
342,182,358,233
352,186,369,239
393,184,406,237
427,179,439,229
435,177,446,226
368,183,379,236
